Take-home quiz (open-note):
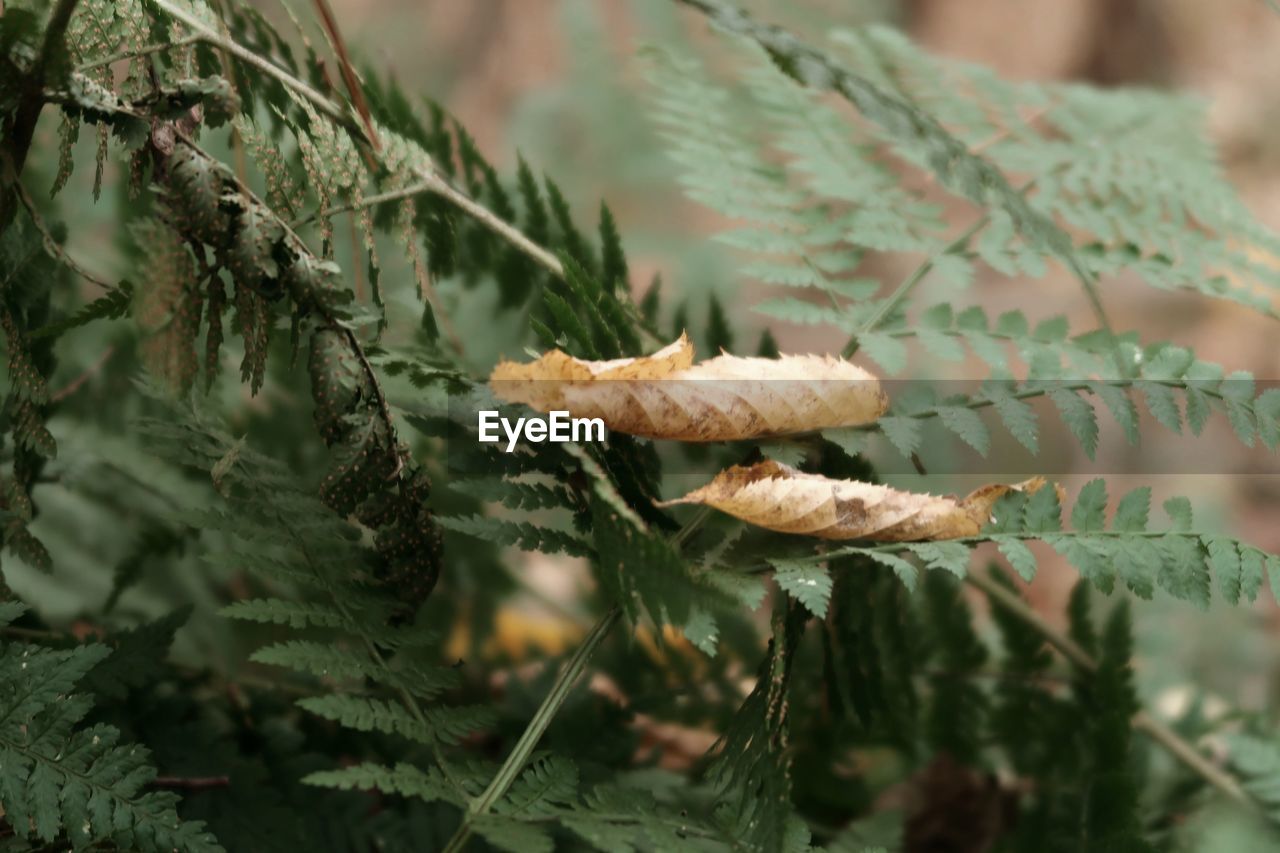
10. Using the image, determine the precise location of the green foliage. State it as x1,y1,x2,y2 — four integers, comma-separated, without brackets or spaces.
816,478,1277,611
1225,734,1280,828
3,0,1280,850
646,1,1280,465
1080,601,1151,852
921,574,987,764
706,600,808,851
140,402,494,755
0,603,219,851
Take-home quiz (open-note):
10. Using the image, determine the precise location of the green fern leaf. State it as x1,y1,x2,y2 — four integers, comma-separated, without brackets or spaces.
907,542,971,578
297,695,494,746
1049,388,1099,459
1113,487,1151,532
438,514,591,558
862,551,919,591
0,632,219,851
937,405,990,455
303,762,470,806
771,559,833,618
1071,479,1108,532
996,537,1038,582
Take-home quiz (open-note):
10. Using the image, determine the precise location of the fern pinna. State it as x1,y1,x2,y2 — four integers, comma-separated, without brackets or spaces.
3,0,1280,850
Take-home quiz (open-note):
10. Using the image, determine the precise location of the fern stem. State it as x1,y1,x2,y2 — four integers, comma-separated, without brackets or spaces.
848,376,1235,433
309,0,382,154
291,179,435,229
414,167,566,280
965,566,1255,809
844,214,988,357
1,0,81,228
442,605,622,853
74,36,202,73
771,529,1253,567
670,505,715,549
151,0,358,136
1065,253,1131,379
157,0,645,352
13,178,111,289
153,0,570,288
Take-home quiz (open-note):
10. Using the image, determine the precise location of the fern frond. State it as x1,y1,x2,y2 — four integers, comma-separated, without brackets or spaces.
448,477,576,512
0,605,219,851
813,480,1278,610
848,345,1279,461
770,559,833,618
303,761,475,806
438,514,592,558
707,600,808,851
252,640,461,700
297,695,495,746
922,572,988,763
590,492,742,633
29,281,132,341
220,598,350,630
136,400,492,823
492,754,580,818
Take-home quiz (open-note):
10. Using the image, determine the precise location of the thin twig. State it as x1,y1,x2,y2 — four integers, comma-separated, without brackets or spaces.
310,0,381,154
844,213,988,357
75,36,202,73
150,775,231,790
290,179,435,229
154,0,585,333
414,168,565,279
51,345,115,402
965,566,1255,809
151,0,358,135
442,605,622,853
441,507,715,852
14,179,112,289
1,0,81,226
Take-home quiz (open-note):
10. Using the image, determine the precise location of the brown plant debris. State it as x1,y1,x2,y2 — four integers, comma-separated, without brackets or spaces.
489,333,887,441
660,460,1053,542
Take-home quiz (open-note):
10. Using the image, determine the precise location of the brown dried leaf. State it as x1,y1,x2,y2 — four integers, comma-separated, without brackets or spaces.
660,460,1051,542
490,334,887,441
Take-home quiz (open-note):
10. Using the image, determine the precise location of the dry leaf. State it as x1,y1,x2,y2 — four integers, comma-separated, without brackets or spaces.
489,333,887,441
659,460,1052,542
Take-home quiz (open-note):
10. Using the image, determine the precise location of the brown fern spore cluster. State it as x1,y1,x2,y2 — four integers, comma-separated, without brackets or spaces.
143,111,441,608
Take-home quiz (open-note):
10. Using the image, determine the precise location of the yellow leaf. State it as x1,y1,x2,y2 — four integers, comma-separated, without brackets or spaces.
660,460,1052,542
489,334,887,441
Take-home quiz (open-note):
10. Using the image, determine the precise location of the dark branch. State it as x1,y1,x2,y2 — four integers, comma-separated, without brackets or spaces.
1,0,81,227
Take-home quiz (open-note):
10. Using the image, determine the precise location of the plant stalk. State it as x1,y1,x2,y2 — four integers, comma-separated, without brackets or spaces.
151,0,357,134
441,605,622,853
1,0,81,228
965,566,1254,809
844,214,989,357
